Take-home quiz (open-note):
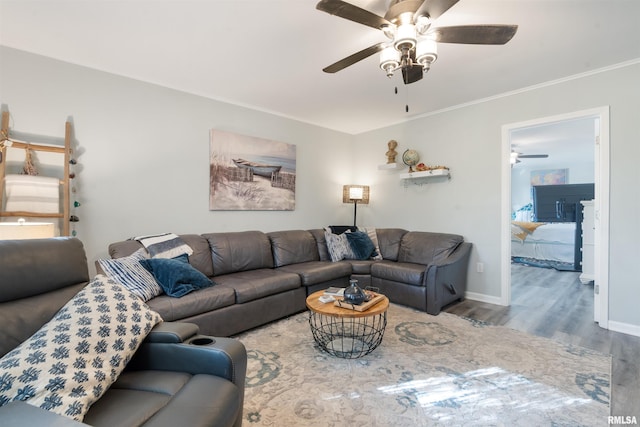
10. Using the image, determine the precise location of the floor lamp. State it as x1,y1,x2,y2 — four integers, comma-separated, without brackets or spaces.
343,185,370,228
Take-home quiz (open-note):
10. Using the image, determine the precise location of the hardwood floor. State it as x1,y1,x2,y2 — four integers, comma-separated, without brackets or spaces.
444,263,640,417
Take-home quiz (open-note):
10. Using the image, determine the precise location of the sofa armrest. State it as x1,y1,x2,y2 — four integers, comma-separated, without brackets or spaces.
424,242,472,315
427,241,473,269
144,321,200,343
0,401,89,427
128,336,247,386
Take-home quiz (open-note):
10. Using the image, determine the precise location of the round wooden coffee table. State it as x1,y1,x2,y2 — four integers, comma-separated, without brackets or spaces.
306,290,389,359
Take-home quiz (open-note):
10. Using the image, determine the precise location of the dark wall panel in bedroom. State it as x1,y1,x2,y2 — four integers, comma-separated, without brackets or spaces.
532,183,595,222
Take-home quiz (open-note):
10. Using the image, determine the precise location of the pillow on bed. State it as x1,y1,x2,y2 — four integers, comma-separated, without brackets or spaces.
0,275,162,422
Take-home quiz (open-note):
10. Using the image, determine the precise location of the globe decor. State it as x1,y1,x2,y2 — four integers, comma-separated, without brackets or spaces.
402,149,420,173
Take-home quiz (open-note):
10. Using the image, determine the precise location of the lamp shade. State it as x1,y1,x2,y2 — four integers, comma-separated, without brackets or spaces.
0,221,55,240
343,185,370,204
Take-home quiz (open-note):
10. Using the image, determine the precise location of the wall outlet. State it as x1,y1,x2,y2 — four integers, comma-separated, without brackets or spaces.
476,262,484,273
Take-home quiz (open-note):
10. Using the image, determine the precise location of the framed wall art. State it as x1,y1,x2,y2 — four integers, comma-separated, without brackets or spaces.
209,130,296,211
530,168,568,186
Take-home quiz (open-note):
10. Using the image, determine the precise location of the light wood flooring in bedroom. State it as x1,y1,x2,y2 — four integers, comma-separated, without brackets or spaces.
444,263,640,417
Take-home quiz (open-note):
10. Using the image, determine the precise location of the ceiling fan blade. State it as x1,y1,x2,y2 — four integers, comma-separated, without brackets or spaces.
316,0,390,30
519,154,549,158
432,24,518,45
415,0,460,21
323,43,386,73
384,0,425,23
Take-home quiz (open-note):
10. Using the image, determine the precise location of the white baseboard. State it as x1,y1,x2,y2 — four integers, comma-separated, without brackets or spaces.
607,320,640,338
464,292,505,306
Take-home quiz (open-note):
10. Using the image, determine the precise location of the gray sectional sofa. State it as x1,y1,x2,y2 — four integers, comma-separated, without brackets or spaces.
108,228,472,337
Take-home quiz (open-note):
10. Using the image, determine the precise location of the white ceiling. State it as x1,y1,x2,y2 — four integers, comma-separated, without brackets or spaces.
1,0,639,135
510,116,597,167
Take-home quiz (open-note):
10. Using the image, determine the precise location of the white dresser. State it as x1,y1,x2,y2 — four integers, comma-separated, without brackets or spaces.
580,200,595,284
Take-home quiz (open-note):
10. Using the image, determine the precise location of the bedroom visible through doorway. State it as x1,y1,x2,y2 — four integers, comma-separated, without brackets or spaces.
501,107,610,328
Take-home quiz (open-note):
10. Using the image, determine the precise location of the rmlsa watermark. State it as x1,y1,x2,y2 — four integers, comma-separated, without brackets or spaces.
609,416,638,425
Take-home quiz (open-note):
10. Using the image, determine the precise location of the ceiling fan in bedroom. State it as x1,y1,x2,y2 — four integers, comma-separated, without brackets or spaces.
510,150,549,165
316,0,518,84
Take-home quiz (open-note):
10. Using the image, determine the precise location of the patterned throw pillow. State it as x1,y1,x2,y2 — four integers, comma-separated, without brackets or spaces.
0,275,162,422
324,229,357,262
98,248,163,301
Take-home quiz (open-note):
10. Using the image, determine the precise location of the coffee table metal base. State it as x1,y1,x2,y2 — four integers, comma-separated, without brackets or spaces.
308,311,387,359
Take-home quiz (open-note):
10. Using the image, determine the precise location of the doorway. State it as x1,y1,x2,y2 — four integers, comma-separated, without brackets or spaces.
500,107,610,328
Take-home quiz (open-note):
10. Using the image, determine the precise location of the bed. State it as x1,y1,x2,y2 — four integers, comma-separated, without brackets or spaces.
511,221,577,266
511,183,594,271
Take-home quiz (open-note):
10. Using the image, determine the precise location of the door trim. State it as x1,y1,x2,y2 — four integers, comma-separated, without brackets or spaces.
500,106,610,328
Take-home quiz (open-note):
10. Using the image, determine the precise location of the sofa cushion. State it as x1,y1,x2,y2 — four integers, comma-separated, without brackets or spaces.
204,231,274,276
277,261,352,286
213,269,300,304
0,237,89,303
146,286,236,322
0,275,162,422
308,229,331,261
348,259,377,275
268,230,320,267
109,235,214,278
371,260,425,286
139,255,214,298
83,371,240,427
398,232,464,264
376,228,408,261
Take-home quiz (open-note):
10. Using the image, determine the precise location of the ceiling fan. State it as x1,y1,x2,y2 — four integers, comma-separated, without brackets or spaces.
510,150,549,164
316,0,518,84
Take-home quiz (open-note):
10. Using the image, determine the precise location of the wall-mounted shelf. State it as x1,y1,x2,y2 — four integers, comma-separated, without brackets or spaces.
399,168,450,180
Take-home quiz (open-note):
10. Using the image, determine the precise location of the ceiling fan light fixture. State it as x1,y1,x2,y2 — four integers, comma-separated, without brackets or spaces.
394,23,417,50
415,15,431,34
380,45,400,77
381,24,396,39
416,38,438,69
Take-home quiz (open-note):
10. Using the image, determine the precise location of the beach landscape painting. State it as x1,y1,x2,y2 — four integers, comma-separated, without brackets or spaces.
209,130,296,210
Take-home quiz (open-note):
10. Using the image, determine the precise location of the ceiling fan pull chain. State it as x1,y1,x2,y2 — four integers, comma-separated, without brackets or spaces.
405,85,409,113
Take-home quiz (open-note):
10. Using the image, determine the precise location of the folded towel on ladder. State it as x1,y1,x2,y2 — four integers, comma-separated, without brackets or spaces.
3,174,60,214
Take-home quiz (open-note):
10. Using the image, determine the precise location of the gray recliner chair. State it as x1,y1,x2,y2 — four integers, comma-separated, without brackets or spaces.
0,237,246,427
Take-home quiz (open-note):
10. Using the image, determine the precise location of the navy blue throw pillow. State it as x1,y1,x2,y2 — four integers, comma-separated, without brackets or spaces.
140,254,214,297
345,231,376,260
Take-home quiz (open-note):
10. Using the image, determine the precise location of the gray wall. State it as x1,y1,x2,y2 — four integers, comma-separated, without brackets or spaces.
0,46,355,268
353,62,639,332
1,46,639,333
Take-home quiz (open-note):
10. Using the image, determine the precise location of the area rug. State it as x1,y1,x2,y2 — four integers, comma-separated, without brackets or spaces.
234,304,610,426
512,256,578,272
